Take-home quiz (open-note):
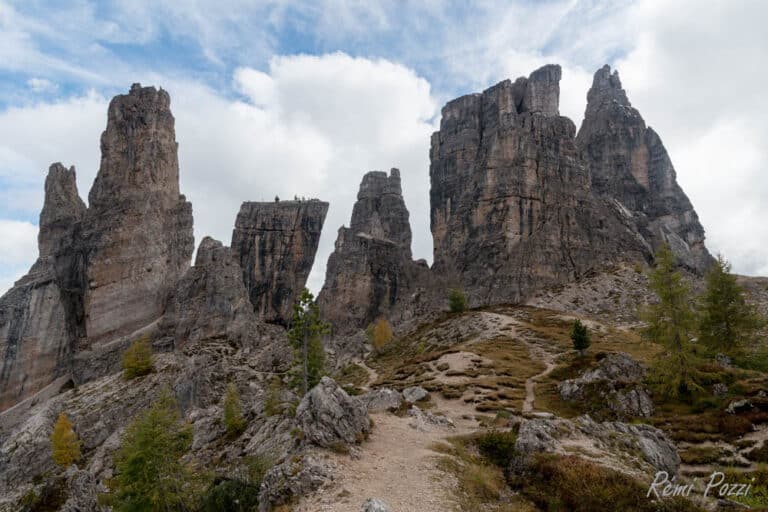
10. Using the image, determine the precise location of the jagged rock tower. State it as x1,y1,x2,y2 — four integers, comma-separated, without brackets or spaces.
83,84,194,346
319,169,429,332
429,65,655,305
0,84,194,410
231,200,329,325
576,65,711,271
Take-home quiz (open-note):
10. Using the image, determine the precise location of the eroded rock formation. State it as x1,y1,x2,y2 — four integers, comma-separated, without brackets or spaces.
161,237,260,350
318,169,429,332
82,84,194,345
0,84,194,411
576,65,712,271
0,165,86,410
430,65,650,306
231,200,328,325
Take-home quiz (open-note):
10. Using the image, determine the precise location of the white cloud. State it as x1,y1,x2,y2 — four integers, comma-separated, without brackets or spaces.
0,219,38,295
0,54,437,295
27,77,57,93
615,0,768,275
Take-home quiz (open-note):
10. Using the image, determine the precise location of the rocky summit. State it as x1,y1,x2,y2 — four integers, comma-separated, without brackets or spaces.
1,66,762,512
318,169,430,333
231,200,328,325
577,65,712,272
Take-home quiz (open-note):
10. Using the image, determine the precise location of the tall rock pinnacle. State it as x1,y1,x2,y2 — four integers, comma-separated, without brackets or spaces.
231,199,328,325
430,65,649,305
0,164,86,409
82,84,194,345
576,65,712,271
319,169,428,332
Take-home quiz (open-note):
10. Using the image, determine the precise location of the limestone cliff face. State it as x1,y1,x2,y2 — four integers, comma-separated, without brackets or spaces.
430,65,650,305
0,165,86,410
161,237,261,349
0,85,194,411
576,66,712,271
319,169,429,332
231,200,328,325
82,84,194,345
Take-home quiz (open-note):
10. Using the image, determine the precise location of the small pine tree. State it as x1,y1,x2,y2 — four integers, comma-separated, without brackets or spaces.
122,335,154,379
448,288,467,313
571,320,591,356
699,254,764,355
371,318,393,352
107,387,202,511
223,383,246,437
642,245,700,398
50,412,81,467
287,288,330,395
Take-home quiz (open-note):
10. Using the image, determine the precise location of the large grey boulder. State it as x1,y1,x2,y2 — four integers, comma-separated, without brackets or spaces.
402,386,428,403
516,415,680,475
258,453,334,512
558,352,654,419
296,377,371,448
361,497,390,512
359,388,403,412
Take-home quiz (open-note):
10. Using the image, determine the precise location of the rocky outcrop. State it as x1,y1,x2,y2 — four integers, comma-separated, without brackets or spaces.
258,453,334,512
576,65,712,271
559,352,654,419
0,84,194,412
319,169,430,332
82,84,194,346
515,415,680,475
359,388,403,412
295,377,371,448
161,237,261,350
430,65,650,306
231,200,328,325
0,164,86,410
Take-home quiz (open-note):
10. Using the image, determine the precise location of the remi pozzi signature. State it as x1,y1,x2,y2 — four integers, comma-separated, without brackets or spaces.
648,471,754,499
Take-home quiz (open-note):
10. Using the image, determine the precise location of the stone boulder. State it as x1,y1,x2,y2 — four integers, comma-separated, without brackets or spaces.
258,453,334,512
361,497,390,512
516,415,680,476
558,352,654,419
296,377,371,448
402,386,428,403
359,388,403,412
407,406,455,431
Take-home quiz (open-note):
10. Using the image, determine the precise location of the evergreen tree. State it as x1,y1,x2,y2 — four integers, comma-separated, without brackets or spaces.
287,288,330,395
50,412,81,467
448,288,467,313
108,388,202,511
571,320,591,356
699,254,764,354
122,335,154,379
642,245,699,398
223,383,246,437
371,318,393,353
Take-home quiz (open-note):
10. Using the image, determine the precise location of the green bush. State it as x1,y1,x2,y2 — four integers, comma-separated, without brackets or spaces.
223,383,247,437
122,335,153,379
448,288,467,313
476,430,517,468
198,478,260,512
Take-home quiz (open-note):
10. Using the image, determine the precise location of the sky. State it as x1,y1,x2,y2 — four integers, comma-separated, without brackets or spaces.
0,0,766,296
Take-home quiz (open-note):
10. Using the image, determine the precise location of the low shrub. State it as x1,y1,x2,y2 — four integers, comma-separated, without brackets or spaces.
198,478,260,512
448,288,467,313
476,430,517,468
